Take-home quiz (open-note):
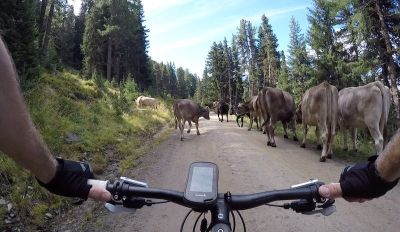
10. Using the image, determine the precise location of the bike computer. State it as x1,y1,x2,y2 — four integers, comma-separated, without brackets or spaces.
184,162,218,209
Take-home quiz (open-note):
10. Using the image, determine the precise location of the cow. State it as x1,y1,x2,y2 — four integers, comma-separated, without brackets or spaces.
299,82,338,162
173,99,210,141
236,96,263,131
229,104,249,127
214,100,229,122
137,96,159,110
258,88,298,147
338,81,391,154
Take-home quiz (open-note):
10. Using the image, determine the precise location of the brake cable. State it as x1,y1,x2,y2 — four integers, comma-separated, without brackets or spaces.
236,210,246,232
230,210,236,232
193,212,204,232
180,209,193,232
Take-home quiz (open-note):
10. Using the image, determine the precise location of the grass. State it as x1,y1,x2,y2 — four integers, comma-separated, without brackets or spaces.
0,70,173,230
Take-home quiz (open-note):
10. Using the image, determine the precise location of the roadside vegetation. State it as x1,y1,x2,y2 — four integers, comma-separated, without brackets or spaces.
0,70,173,230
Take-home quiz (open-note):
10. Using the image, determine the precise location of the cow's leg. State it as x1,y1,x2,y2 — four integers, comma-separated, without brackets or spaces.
236,115,240,127
187,121,192,133
221,113,224,122
368,125,384,154
315,126,322,150
290,118,298,141
241,116,244,127
255,117,259,130
283,122,289,139
226,113,228,122
301,124,308,148
248,112,253,131
343,127,349,151
319,123,329,162
174,117,178,130
327,129,335,159
179,119,184,141
268,116,278,147
196,121,200,135
351,128,357,151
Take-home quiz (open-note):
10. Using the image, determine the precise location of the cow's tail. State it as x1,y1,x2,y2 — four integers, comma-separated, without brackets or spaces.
324,82,337,135
172,103,178,130
258,88,268,128
374,81,391,142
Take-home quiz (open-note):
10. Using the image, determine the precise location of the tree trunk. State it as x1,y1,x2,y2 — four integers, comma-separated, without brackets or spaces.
375,0,400,126
107,37,112,82
41,0,55,57
38,0,47,49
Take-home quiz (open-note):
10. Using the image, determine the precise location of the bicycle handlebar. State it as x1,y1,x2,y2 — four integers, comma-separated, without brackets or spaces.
89,178,325,211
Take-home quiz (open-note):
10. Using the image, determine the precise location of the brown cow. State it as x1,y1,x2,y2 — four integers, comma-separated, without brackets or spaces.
300,82,338,162
173,99,210,141
338,81,391,154
258,88,298,147
237,96,263,131
214,100,229,122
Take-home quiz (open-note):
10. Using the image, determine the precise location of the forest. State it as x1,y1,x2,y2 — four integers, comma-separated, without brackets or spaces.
0,0,399,229
0,0,197,99
197,0,400,132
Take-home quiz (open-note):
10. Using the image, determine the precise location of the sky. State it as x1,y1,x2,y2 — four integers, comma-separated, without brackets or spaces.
68,0,312,77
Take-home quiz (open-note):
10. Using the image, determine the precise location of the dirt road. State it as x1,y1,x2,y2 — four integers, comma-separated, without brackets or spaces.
70,113,400,231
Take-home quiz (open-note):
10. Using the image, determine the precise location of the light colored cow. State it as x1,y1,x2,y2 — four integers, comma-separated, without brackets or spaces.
338,81,391,154
173,99,210,141
138,96,159,110
236,96,263,131
300,82,338,162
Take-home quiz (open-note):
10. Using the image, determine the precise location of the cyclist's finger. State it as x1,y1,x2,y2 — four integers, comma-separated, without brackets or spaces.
318,183,342,199
88,187,112,201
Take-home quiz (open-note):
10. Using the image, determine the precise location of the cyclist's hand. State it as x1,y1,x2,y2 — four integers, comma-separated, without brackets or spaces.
318,183,369,202
37,158,111,201
89,186,112,201
319,156,399,201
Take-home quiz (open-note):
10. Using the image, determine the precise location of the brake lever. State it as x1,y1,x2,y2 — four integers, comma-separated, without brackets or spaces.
302,199,336,216
302,205,336,216
105,202,136,213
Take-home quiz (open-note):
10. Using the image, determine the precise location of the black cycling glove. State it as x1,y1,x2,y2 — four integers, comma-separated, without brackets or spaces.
339,155,399,199
37,158,94,199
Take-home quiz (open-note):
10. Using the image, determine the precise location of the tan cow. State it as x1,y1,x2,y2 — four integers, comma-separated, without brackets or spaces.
138,96,159,110
338,81,391,154
236,96,263,131
173,99,210,141
258,88,298,147
300,82,338,162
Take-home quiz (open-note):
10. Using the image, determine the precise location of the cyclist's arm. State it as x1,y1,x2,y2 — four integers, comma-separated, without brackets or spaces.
0,37,110,201
0,37,57,183
376,129,400,181
319,129,400,200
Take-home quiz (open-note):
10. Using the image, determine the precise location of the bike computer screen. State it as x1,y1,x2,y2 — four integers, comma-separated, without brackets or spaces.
184,162,218,209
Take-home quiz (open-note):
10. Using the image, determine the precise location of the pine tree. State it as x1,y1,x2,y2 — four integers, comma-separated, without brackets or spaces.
287,16,310,98
0,0,39,87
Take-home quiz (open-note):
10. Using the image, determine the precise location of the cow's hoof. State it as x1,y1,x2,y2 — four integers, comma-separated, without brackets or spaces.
293,137,299,142
271,143,277,147
267,141,272,146
284,135,289,139
320,157,326,162
343,148,348,152
180,138,184,141
241,125,243,128
353,149,358,153
327,154,332,159
248,128,251,131
300,143,306,148
197,132,200,135
263,131,266,134
187,130,190,134
317,144,322,150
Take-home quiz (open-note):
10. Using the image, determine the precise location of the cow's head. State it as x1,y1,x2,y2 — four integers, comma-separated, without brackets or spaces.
199,107,210,120
236,103,249,115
